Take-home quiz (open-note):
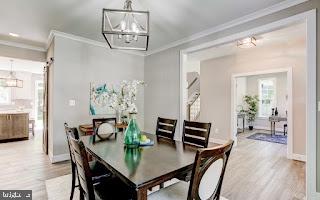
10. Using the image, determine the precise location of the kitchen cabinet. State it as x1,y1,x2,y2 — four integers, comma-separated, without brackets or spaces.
0,112,29,141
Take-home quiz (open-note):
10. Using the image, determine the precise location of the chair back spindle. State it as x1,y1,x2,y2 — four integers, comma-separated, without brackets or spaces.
156,117,177,140
182,120,211,148
69,136,95,200
64,123,80,164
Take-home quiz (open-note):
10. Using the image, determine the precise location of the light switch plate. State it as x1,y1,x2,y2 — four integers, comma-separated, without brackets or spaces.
69,99,76,106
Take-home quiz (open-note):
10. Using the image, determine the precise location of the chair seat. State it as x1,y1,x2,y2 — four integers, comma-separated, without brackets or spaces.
148,181,189,200
94,176,134,200
89,160,112,184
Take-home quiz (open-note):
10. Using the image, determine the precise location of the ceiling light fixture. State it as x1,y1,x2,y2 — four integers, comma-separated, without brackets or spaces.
9,33,19,37
0,60,23,88
102,0,149,51
237,37,256,48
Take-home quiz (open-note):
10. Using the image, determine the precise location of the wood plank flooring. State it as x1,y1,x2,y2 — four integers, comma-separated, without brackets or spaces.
221,129,305,200
0,130,70,200
0,129,305,200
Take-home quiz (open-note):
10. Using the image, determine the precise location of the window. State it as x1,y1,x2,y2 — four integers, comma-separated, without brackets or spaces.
0,87,11,105
259,78,276,117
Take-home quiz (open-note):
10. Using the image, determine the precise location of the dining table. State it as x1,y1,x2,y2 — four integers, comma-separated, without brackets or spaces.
81,132,197,200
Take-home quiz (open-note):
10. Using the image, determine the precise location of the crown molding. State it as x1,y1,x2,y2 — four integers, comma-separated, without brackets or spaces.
0,39,46,52
47,30,146,57
145,0,308,56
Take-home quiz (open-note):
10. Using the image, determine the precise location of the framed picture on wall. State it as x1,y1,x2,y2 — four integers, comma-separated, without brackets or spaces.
89,83,116,115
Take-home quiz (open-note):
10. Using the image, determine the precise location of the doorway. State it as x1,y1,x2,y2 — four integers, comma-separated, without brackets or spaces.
179,10,316,198
0,57,44,141
231,68,293,158
35,80,44,129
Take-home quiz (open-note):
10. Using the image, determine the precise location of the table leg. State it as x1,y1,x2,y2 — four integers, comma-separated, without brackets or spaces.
270,122,273,135
271,122,275,136
242,117,245,132
32,121,35,136
134,188,147,200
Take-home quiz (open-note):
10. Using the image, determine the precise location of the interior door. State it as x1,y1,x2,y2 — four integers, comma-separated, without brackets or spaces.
42,64,49,154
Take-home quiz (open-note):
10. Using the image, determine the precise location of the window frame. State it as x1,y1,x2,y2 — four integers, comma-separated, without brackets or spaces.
0,86,11,105
258,78,277,118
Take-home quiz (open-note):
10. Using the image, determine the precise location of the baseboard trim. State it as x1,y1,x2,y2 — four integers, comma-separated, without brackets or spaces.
291,153,306,162
209,138,228,145
49,153,70,163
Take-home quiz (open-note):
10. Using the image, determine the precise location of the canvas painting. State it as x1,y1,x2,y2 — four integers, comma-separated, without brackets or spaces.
90,83,116,115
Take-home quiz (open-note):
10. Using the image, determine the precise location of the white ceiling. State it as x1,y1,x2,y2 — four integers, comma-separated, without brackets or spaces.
0,57,44,74
0,0,286,51
187,22,306,61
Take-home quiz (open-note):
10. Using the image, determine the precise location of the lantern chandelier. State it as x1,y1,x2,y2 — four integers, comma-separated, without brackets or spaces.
102,0,149,51
0,60,23,88
237,37,257,48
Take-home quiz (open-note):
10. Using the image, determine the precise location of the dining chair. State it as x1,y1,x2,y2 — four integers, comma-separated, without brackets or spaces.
64,123,111,200
92,118,116,135
68,135,134,200
154,117,177,189
182,120,212,148
148,140,234,200
156,117,178,140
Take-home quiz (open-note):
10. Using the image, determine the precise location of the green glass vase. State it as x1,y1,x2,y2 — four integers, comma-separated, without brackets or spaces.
124,113,141,148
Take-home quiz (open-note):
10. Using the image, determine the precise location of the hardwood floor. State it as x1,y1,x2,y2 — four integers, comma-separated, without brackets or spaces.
0,130,70,200
221,129,305,200
0,129,305,200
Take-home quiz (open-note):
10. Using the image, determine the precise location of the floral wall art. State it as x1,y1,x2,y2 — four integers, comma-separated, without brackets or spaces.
90,80,144,115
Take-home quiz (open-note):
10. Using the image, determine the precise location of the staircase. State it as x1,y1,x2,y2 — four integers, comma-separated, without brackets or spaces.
187,92,200,121
187,72,200,121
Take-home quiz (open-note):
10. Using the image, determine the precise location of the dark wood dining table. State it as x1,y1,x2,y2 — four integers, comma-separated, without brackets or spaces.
81,132,197,200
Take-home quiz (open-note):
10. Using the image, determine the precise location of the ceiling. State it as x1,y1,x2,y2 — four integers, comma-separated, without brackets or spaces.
187,22,306,61
0,0,287,51
0,57,44,74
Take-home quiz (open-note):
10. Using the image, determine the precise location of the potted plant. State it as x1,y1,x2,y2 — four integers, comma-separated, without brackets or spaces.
243,95,259,130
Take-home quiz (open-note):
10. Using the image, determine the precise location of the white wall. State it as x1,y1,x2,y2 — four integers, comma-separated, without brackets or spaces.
143,0,320,193
235,77,247,110
0,44,45,62
50,36,144,158
200,41,306,155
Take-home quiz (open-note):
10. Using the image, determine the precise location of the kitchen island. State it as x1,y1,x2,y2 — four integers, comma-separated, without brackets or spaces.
0,111,29,141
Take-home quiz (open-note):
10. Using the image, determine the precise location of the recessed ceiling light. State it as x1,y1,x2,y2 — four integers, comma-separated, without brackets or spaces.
9,33,19,37
237,37,256,48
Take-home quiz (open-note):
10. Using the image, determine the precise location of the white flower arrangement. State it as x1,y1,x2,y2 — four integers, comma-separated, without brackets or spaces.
92,80,144,114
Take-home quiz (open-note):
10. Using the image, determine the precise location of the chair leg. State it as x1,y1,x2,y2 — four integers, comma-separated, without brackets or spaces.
70,164,76,200
80,190,84,200
79,188,84,200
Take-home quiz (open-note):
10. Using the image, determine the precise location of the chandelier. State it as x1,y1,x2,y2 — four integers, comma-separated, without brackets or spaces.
102,0,149,51
0,60,23,88
237,37,256,48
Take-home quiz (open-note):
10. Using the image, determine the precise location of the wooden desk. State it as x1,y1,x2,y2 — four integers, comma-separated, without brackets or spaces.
269,116,287,135
79,123,128,135
79,124,94,135
81,133,197,200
